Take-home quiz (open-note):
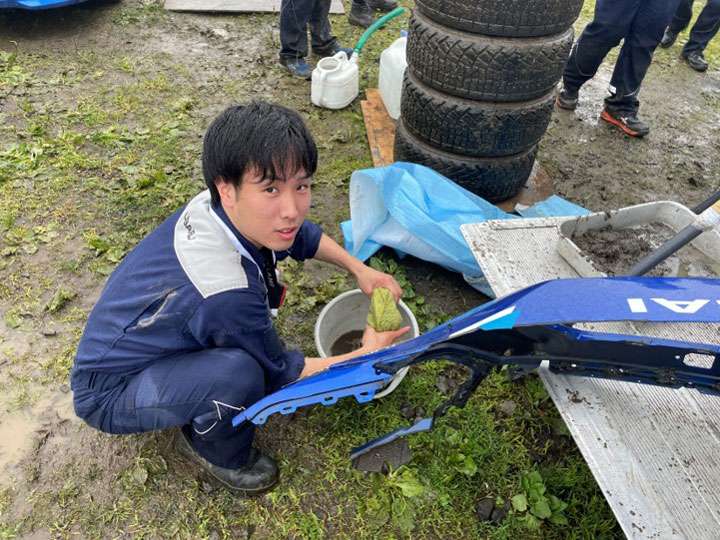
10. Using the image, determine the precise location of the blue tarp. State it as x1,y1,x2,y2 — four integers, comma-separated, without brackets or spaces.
341,162,590,296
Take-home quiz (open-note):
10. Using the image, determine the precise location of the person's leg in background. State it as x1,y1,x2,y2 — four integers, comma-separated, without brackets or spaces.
681,0,720,70
279,0,316,79
602,0,682,136
556,0,641,110
348,0,398,28
75,348,277,494
661,0,695,47
349,0,376,28
302,0,353,58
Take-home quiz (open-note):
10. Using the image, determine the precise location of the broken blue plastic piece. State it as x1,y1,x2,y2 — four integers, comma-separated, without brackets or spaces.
233,277,720,430
233,277,720,463
0,0,86,8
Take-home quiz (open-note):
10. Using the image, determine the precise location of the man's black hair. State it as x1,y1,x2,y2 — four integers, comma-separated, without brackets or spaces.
202,101,318,206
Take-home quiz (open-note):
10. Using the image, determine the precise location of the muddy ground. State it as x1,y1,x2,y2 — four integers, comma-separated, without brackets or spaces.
1,0,719,538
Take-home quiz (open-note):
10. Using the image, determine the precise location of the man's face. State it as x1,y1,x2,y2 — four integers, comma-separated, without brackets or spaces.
217,167,312,251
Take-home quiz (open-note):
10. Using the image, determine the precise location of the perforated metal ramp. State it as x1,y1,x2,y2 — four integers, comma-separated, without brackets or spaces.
461,216,720,540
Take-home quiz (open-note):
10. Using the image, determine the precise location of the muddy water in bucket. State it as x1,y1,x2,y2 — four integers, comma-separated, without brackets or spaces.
314,289,419,358
330,329,364,356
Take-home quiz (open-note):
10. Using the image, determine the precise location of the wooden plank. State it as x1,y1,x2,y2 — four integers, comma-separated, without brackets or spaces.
360,88,395,169
165,0,345,14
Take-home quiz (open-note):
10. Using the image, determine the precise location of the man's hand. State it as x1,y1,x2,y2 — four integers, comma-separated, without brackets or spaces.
313,233,403,302
300,324,410,378
355,265,403,302
361,324,410,352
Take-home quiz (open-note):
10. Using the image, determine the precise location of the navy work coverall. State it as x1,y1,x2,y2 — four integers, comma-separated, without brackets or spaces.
71,190,322,469
279,0,337,61
668,0,720,55
562,0,682,114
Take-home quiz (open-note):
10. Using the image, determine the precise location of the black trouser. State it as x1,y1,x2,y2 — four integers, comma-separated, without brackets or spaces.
562,0,681,114
279,0,336,60
668,0,720,54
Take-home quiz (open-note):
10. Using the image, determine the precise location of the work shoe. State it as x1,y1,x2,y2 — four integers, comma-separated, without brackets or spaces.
311,43,354,58
367,0,398,10
278,57,313,80
682,50,708,72
176,427,279,495
555,86,579,110
660,28,678,48
600,107,650,138
348,0,376,28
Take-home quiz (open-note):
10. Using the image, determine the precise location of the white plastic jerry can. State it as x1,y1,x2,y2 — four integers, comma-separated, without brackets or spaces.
311,51,359,110
378,32,407,120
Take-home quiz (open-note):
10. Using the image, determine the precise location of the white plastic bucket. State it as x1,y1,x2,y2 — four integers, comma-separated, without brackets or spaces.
311,51,359,110
378,35,407,120
314,289,419,398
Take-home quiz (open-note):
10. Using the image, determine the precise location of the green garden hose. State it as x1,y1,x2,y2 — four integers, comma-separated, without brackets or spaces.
353,7,406,56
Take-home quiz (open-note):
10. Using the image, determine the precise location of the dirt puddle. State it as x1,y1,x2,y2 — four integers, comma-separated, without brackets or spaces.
0,390,76,481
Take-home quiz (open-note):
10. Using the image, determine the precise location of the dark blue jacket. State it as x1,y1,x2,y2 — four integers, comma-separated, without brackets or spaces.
72,190,322,393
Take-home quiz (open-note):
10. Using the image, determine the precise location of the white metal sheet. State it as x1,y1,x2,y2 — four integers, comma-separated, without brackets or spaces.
461,218,720,539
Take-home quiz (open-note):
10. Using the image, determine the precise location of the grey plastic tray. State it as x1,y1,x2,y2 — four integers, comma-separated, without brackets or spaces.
557,201,720,277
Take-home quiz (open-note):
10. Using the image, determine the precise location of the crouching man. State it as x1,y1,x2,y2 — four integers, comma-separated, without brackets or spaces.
70,101,408,495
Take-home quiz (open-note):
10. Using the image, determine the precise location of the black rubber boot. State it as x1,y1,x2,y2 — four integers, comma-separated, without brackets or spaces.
349,0,376,28
176,427,279,495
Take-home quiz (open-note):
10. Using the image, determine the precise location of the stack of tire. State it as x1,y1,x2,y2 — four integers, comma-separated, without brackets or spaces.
393,0,583,202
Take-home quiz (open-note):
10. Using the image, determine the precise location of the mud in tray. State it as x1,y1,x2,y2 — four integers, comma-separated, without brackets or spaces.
556,201,720,278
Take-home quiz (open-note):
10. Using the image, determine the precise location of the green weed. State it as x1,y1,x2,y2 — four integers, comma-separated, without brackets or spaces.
511,470,569,530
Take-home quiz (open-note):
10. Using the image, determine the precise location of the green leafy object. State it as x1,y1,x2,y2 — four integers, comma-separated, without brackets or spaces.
511,494,528,512
392,471,426,498
522,513,542,531
369,257,385,272
135,176,154,189
5,313,21,329
530,499,552,519
97,264,114,276
106,247,125,264
44,289,75,313
527,470,544,487
451,453,477,477
393,498,417,533
88,236,110,255
366,287,403,332
548,494,568,514
146,455,168,475
365,493,390,529
549,512,569,525
131,465,148,486
520,474,530,493
528,486,545,501
2,246,17,257
461,455,478,476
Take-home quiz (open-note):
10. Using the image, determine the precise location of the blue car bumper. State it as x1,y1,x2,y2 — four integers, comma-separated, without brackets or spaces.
0,0,87,9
